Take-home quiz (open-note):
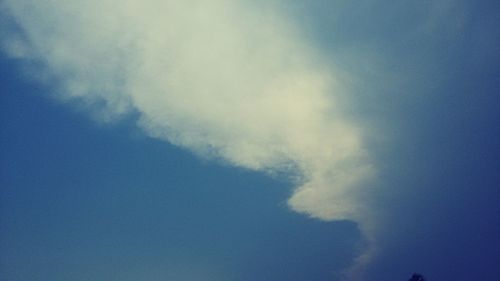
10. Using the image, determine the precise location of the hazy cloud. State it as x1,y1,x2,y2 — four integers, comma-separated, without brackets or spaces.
1,0,374,276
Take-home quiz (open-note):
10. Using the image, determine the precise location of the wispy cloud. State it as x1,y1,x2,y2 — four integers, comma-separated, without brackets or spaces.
1,0,375,277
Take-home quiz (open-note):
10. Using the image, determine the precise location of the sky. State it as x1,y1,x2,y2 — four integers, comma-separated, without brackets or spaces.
1,1,499,281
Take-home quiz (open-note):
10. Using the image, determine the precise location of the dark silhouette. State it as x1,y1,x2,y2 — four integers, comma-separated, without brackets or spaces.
409,273,426,281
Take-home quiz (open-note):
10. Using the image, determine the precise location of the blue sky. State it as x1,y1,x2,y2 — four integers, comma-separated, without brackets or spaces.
1,1,500,281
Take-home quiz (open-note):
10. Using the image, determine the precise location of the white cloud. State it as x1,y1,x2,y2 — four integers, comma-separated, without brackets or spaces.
1,0,375,276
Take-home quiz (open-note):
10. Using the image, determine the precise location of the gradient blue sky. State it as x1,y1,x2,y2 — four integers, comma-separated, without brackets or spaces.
1,1,500,281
